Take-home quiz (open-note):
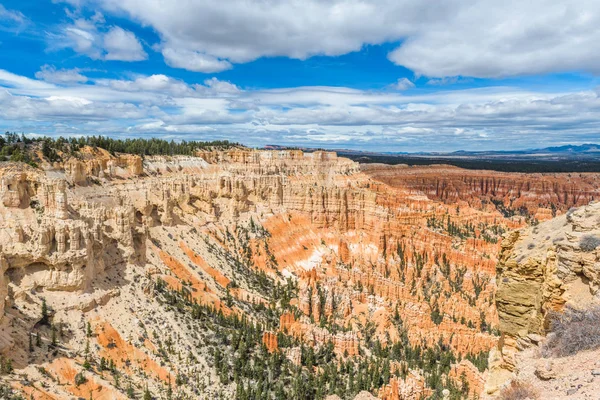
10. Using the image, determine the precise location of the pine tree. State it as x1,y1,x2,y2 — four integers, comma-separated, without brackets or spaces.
143,384,152,400
127,382,135,398
2,358,12,374
41,299,49,325
51,325,57,346
166,377,173,400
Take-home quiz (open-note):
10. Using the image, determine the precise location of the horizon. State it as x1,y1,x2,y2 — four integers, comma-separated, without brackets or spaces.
2,1,600,151
6,132,600,155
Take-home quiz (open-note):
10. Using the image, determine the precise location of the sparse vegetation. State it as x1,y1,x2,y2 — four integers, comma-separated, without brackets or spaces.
579,234,600,251
74,371,88,386
0,356,13,374
40,298,49,325
542,305,600,357
0,383,24,400
499,380,539,400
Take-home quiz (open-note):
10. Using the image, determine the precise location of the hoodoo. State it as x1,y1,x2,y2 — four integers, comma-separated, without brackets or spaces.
0,140,598,398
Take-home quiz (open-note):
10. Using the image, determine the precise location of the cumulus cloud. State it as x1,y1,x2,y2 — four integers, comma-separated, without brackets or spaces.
104,74,185,92
387,1,600,78
103,26,147,61
53,13,146,61
162,48,231,73
35,65,88,84
50,0,600,78
2,68,600,151
197,77,240,95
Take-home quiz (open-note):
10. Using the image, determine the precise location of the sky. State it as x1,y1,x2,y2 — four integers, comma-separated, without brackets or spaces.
1,1,600,152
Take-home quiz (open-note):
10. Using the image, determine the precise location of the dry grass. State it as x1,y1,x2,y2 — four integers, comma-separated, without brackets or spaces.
579,234,600,251
499,380,539,400
542,305,600,357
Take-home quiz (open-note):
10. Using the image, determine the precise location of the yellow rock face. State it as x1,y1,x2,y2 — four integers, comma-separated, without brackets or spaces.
487,201,600,395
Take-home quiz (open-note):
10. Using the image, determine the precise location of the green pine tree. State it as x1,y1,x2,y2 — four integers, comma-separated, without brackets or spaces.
143,384,152,400
41,299,49,325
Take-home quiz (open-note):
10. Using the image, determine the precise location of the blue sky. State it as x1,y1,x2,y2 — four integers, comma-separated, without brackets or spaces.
1,0,600,152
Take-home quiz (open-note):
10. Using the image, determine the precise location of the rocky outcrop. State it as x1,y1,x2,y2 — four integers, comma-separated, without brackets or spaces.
3,149,599,399
364,164,600,220
262,331,278,353
199,149,359,177
0,164,145,329
449,359,486,398
379,372,431,400
486,201,600,395
0,168,32,208
63,149,143,185
279,312,359,356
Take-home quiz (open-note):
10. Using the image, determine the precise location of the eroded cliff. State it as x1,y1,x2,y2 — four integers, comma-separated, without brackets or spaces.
364,164,600,222
486,201,600,397
0,147,597,400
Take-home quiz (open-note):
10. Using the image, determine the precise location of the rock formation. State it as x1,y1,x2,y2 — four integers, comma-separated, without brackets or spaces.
364,164,600,221
486,201,600,396
0,148,597,399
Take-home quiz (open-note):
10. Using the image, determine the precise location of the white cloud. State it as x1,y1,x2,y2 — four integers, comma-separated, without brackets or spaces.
426,77,472,86
54,13,146,62
53,0,600,78
162,48,231,73
0,69,56,91
35,65,88,84
391,78,415,91
3,68,600,151
0,4,26,24
387,1,600,78
103,26,147,61
100,74,193,97
95,74,240,99
197,77,240,95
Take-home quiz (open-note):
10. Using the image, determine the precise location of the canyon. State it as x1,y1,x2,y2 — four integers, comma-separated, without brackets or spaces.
0,144,599,399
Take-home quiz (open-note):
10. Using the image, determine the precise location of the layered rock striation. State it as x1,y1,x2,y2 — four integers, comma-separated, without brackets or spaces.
1,149,598,399
364,164,600,221
486,201,600,395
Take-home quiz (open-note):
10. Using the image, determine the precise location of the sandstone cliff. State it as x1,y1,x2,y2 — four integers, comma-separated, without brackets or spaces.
0,148,598,399
364,164,600,222
486,201,600,397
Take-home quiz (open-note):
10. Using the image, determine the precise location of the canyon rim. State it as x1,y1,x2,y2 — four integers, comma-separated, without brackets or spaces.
2,1,600,398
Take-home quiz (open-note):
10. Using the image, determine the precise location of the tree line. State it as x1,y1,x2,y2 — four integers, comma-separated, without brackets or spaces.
0,132,241,162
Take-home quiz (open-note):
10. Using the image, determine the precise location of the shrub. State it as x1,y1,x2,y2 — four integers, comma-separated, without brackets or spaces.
74,372,88,386
579,235,600,251
500,380,539,400
542,305,600,357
